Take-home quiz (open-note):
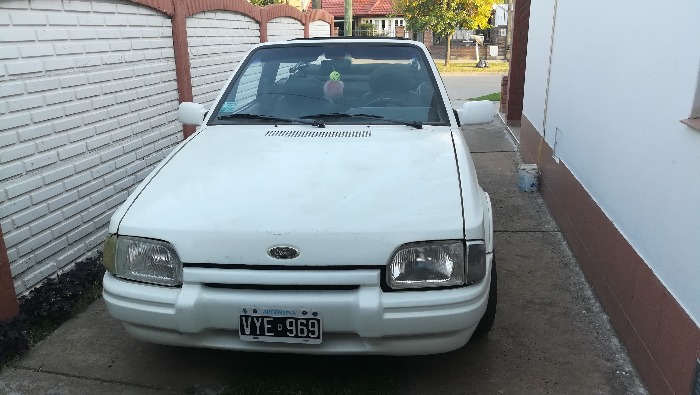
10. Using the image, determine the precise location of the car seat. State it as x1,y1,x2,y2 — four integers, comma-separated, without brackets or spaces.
361,65,423,107
275,77,326,118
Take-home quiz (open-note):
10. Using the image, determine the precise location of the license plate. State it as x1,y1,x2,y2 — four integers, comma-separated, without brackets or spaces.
239,308,322,344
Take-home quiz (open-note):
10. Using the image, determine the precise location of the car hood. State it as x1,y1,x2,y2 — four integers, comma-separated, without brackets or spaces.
116,125,465,266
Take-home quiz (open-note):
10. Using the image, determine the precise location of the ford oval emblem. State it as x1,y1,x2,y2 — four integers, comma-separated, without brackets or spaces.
268,246,299,260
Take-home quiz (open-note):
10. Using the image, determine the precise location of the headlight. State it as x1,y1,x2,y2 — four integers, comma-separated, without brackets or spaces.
103,235,182,286
387,240,464,289
386,240,487,289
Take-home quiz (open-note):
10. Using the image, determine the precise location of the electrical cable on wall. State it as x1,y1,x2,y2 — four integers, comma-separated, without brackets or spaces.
537,0,559,165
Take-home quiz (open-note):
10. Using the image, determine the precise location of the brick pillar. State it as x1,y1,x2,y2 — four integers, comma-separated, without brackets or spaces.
0,227,19,320
500,75,509,114
171,2,195,138
506,0,530,125
395,26,405,38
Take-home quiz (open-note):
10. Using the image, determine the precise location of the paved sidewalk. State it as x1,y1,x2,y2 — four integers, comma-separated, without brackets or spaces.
0,78,647,395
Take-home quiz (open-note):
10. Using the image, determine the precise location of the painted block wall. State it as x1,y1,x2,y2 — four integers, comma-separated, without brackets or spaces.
186,11,260,108
0,0,182,293
521,0,554,133
309,20,330,38
267,17,304,42
523,0,700,324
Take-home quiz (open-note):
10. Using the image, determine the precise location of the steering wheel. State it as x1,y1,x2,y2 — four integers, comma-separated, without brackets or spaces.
366,97,408,107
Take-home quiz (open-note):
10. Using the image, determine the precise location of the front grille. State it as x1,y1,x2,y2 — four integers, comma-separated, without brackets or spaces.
183,264,383,290
184,263,380,270
203,283,359,291
265,130,371,138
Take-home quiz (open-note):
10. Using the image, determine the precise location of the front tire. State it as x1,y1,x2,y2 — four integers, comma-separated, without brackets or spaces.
472,256,497,337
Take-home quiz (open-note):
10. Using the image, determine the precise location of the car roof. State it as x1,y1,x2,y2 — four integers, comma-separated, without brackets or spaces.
291,36,412,42
258,37,427,50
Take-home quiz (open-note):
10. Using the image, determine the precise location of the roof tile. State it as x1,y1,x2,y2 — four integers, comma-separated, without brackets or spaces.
322,0,397,17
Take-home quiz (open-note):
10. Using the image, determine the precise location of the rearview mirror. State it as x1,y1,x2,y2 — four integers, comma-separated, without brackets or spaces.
178,102,207,126
455,101,496,126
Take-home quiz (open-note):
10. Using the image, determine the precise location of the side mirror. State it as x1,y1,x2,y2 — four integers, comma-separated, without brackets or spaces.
178,102,207,126
455,101,496,126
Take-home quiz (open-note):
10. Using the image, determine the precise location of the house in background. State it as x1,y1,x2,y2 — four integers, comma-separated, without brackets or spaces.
487,3,509,58
427,3,510,60
319,1,509,60
321,0,406,37
506,0,700,394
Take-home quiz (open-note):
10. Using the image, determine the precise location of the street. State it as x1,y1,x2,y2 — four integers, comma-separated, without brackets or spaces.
441,74,504,106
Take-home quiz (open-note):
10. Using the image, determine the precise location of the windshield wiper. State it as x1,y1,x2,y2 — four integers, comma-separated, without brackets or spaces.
300,112,381,120
300,113,423,129
217,113,324,127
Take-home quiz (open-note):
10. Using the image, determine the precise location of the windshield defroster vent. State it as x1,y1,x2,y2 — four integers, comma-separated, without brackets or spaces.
265,130,371,138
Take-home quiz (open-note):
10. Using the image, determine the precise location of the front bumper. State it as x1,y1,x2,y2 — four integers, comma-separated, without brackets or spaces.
103,256,492,355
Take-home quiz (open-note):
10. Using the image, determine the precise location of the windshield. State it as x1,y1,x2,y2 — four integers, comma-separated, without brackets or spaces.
209,43,450,126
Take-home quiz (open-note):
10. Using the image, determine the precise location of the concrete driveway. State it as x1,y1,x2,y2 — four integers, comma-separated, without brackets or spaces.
0,76,647,395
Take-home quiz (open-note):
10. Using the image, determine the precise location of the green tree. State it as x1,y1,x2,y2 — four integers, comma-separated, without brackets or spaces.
249,0,283,6
393,0,497,66
358,22,376,36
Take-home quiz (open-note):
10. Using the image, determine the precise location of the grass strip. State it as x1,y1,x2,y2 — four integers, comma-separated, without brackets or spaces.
436,61,509,74
469,92,500,101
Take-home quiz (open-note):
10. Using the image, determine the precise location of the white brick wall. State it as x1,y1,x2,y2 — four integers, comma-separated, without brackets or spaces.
186,11,260,108
267,17,304,42
0,0,182,294
309,20,330,38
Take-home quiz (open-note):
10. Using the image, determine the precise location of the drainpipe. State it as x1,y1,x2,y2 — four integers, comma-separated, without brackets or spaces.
0,227,19,320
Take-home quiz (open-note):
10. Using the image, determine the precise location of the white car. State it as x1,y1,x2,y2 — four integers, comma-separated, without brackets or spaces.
102,38,497,355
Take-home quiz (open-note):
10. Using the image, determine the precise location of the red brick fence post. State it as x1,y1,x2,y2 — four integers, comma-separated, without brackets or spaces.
0,228,19,320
